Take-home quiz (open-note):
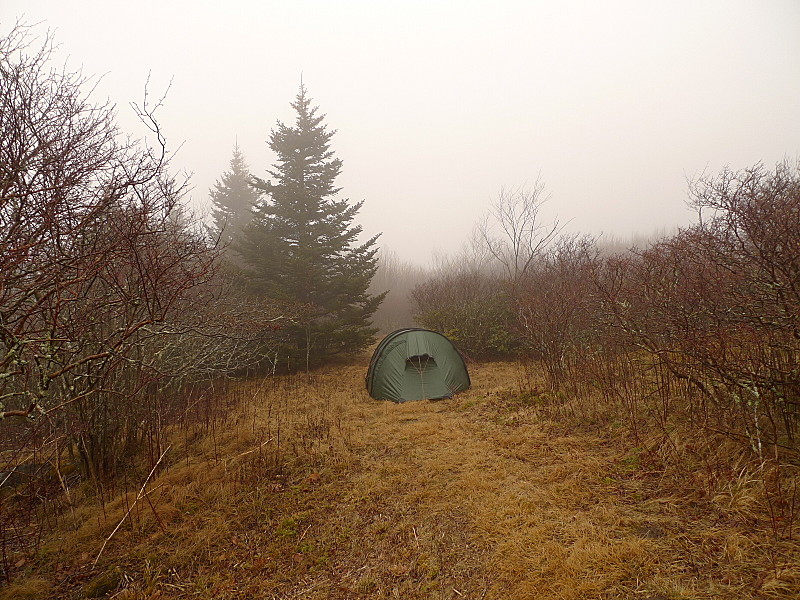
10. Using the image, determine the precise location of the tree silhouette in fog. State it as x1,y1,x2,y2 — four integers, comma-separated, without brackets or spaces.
209,143,261,249
239,85,384,368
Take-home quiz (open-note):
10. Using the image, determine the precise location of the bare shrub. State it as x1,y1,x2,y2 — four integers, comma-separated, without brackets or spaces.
0,25,304,578
511,234,599,387
0,23,295,486
477,181,561,281
595,162,800,456
411,268,516,360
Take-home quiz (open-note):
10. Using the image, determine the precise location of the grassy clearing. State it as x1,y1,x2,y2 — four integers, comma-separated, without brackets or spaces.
2,360,798,599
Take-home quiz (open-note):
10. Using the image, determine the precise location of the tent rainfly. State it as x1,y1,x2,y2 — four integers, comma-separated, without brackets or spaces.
365,328,471,402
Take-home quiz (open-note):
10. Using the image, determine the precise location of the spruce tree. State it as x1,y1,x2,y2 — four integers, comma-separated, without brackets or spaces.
209,144,261,248
239,85,385,367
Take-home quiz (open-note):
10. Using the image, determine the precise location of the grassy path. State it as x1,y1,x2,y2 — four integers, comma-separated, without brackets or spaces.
262,363,787,600
7,362,796,599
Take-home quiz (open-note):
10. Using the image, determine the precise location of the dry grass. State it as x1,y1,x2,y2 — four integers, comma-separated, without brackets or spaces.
3,359,799,599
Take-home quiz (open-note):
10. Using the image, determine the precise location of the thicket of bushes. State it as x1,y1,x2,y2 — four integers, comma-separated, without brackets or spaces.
410,165,799,522
0,25,299,572
593,163,800,454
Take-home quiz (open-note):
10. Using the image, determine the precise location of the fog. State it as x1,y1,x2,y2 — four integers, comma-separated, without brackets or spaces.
5,0,799,264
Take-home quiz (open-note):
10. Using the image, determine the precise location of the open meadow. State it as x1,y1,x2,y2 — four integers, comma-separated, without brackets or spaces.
2,359,798,600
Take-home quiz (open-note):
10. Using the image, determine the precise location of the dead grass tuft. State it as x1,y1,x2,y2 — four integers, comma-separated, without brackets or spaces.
0,577,50,600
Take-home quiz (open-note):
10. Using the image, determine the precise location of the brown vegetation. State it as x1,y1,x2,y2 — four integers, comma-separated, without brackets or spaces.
414,162,800,506
1,361,797,599
1,19,798,600
0,23,295,575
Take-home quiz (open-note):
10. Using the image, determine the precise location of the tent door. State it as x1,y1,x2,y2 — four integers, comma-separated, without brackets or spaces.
403,355,448,400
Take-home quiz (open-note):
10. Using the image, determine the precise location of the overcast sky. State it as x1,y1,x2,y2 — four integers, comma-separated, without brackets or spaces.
4,1,800,264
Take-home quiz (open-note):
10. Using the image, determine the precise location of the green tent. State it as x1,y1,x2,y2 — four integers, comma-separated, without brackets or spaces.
365,328,471,402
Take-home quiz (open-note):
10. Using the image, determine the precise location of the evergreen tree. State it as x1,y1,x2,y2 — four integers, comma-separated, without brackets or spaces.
239,85,385,366
209,144,261,248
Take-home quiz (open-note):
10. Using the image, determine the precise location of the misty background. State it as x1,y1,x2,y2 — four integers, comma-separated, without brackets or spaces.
4,0,799,264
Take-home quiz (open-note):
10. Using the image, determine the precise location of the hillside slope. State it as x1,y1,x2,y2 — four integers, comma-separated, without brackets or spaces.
4,362,798,599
